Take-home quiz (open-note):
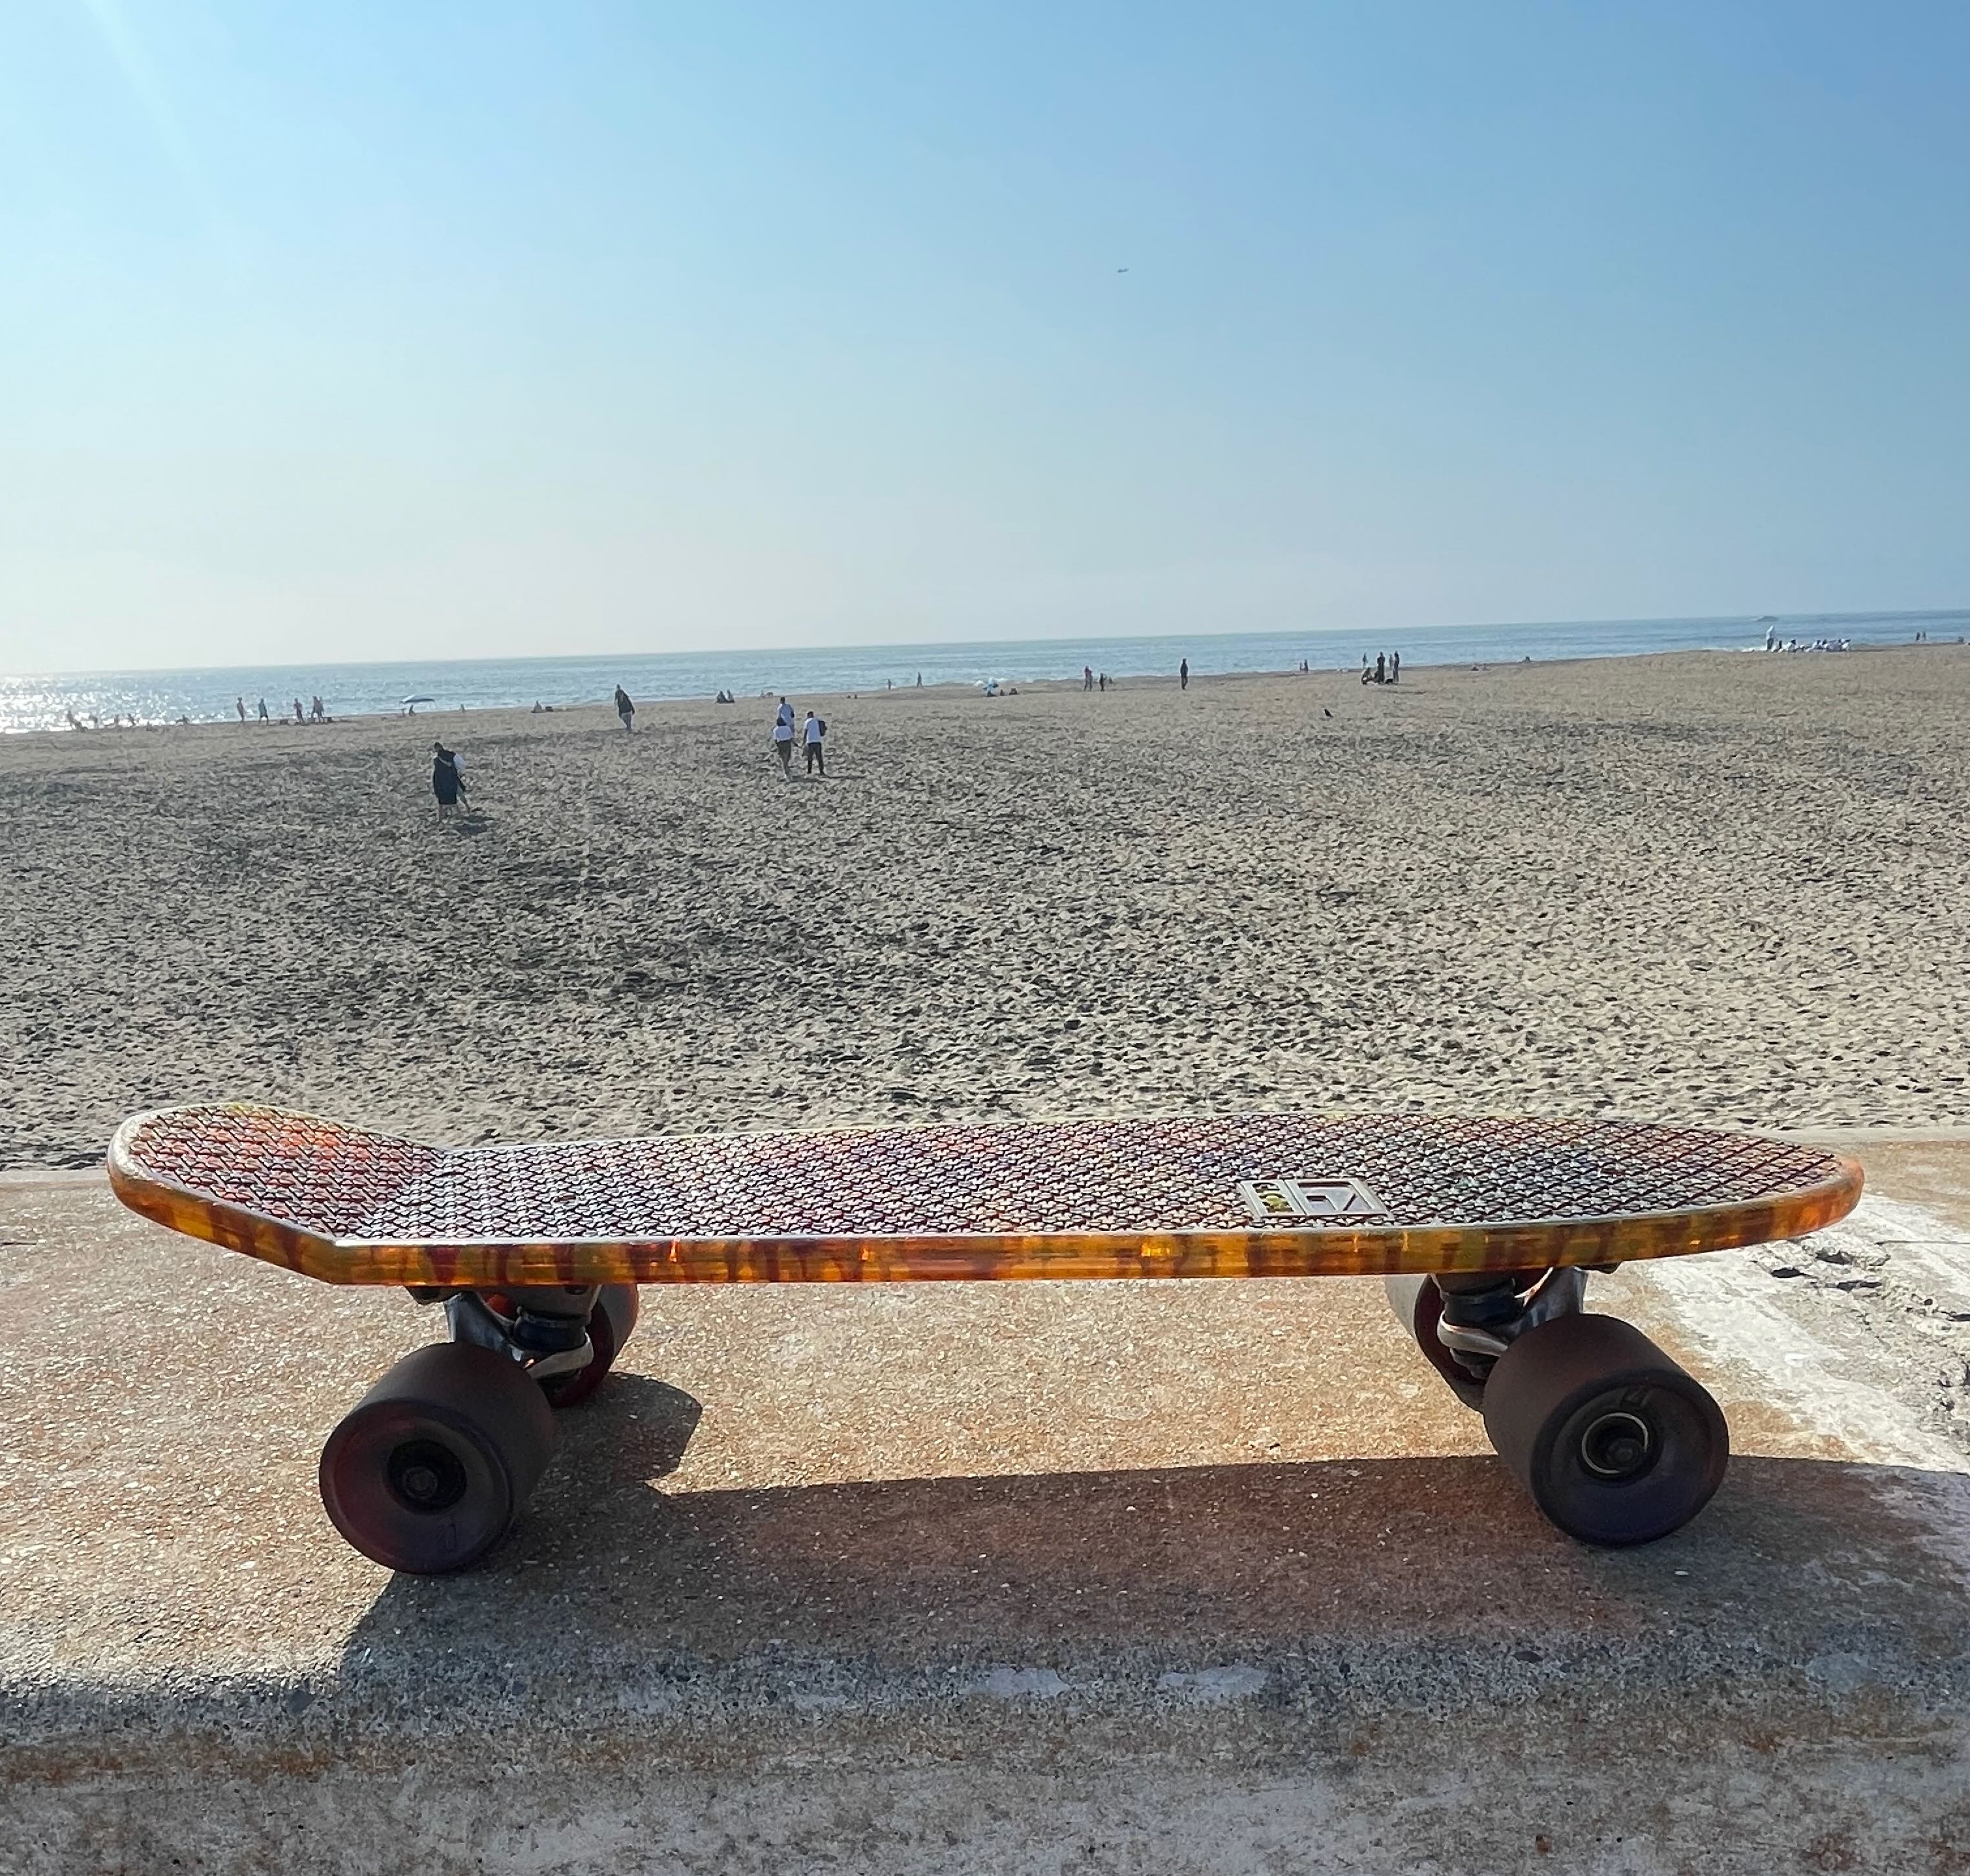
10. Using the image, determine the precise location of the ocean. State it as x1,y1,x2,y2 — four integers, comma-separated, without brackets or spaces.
2,609,1962,734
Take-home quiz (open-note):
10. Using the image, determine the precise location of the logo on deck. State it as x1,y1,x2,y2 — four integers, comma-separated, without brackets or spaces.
1237,1178,1388,1225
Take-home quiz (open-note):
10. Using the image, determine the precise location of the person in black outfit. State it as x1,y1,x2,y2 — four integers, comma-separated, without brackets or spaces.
432,742,463,822
614,686,635,732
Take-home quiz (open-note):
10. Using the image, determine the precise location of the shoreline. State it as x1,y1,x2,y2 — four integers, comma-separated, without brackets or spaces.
6,637,1967,740
7,611,1967,734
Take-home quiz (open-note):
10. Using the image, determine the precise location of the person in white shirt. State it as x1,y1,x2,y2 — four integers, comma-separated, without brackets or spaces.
772,698,796,775
802,710,826,776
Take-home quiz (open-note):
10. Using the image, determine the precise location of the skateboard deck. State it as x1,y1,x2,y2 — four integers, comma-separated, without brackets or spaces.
110,1102,1862,1290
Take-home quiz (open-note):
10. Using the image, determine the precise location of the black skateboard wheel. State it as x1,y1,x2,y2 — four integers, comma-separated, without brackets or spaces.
541,1284,641,1409
1383,1273,1485,1408
320,1342,557,1573
1481,1314,1727,1546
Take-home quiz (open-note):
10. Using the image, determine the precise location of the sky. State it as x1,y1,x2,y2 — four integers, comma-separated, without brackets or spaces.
2,2,1967,674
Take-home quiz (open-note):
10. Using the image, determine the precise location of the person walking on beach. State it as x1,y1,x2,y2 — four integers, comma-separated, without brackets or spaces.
802,709,827,776
431,742,464,823
1179,658,1189,691
772,697,796,776
1390,650,1401,684
1084,665,1094,691
256,697,269,721
614,685,635,732
235,697,246,723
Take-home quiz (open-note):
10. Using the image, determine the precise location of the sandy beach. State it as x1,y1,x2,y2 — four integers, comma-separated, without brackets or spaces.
3,645,1967,1168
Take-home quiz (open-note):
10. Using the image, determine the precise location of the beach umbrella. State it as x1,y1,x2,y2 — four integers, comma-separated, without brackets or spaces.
402,695,435,705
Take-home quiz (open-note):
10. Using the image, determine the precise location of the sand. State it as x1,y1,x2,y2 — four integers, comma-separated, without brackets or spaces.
3,645,1967,1168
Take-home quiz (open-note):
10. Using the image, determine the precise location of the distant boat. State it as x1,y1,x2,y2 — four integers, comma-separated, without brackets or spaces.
1755,615,1778,624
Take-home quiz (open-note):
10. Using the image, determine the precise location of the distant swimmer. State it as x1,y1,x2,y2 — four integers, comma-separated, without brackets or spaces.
802,709,826,776
614,686,635,732
772,697,796,776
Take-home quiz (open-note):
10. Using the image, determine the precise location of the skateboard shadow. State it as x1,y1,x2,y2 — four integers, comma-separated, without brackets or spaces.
557,1372,703,1483
338,1442,1970,1691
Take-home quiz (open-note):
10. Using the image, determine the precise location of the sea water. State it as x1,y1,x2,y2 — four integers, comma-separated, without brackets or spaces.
3,610,1963,734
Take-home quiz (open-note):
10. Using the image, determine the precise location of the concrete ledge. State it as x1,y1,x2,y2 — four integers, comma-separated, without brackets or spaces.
5,1154,1970,1872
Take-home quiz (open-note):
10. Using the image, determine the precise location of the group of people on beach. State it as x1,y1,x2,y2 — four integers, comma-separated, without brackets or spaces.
427,644,1448,825
1762,627,1853,654
64,711,147,731
770,697,827,775
231,695,328,723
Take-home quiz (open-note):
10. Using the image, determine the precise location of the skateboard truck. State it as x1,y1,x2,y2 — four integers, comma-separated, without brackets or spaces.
1384,1265,1590,1410
1434,1266,1588,1371
440,1286,601,1386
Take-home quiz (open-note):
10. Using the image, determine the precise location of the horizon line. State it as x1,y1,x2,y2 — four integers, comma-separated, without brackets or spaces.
5,604,1967,682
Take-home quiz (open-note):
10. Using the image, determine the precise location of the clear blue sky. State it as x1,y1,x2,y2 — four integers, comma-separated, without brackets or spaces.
3,2,1967,672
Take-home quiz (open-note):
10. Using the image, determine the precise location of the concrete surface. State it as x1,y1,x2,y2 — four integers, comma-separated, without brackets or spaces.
3,1139,1969,1873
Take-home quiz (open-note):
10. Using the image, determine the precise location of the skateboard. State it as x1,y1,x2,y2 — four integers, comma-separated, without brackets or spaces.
110,1102,1862,1573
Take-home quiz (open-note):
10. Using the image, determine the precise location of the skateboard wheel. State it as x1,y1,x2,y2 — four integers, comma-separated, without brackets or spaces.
1481,1314,1727,1547
541,1284,641,1409
1384,1274,1485,1409
319,1342,557,1573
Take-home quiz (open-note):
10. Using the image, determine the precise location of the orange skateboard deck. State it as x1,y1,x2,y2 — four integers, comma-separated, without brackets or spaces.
109,1103,1860,1289
106,1102,1864,1572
